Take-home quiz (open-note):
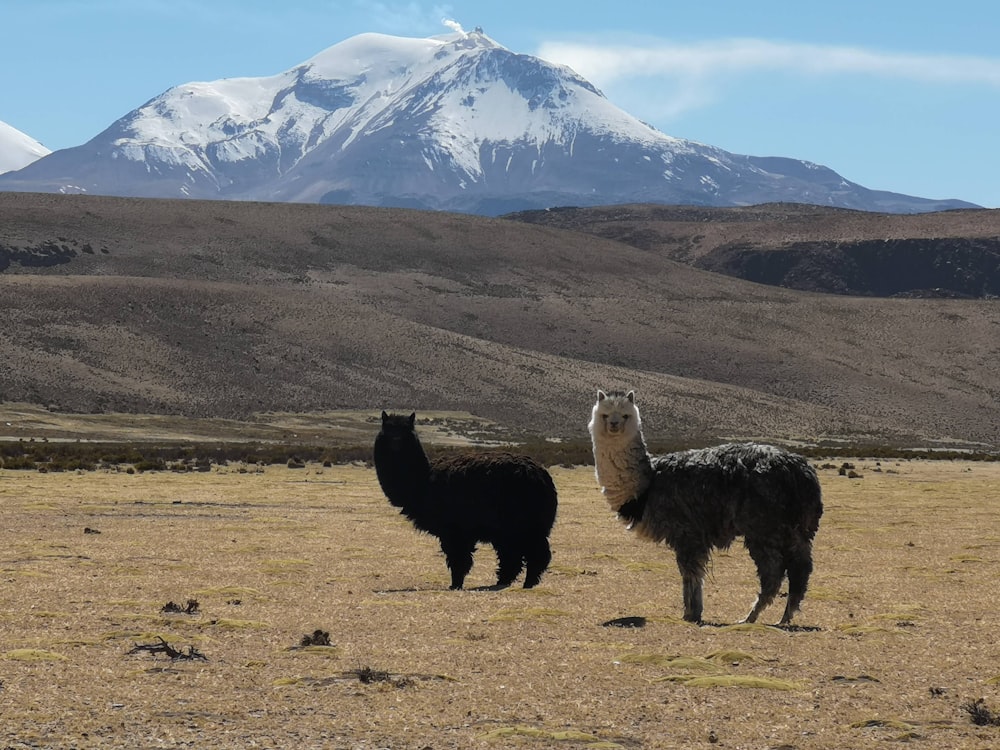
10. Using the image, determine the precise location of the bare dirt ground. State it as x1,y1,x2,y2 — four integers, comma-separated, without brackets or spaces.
1,459,998,749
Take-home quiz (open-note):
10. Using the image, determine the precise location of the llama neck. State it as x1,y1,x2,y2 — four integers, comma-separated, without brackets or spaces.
373,437,432,509
592,429,654,511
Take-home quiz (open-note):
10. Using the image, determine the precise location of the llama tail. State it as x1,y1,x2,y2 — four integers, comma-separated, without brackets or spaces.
789,460,824,538
803,480,824,538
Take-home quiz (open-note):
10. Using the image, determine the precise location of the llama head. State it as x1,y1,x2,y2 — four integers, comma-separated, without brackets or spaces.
588,389,643,442
378,411,418,446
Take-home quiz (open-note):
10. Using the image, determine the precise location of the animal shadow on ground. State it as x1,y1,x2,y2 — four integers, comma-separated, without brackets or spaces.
601,616,647,628
698,619,822,632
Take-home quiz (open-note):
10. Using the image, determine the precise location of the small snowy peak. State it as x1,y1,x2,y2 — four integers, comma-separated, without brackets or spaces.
439,26,505,52
303,32,450,81
126,72,292,147
0,120,50,173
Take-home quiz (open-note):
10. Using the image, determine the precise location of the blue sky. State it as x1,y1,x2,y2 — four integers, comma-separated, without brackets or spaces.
3,0,998,206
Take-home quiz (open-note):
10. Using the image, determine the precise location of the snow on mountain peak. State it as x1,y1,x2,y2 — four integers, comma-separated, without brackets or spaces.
0,120,50,174
110,27,668,187
116,31,519,170
302,32,450,81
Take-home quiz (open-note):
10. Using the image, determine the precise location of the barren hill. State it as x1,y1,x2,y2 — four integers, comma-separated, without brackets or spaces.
507,203,1000,298
1,193,997,448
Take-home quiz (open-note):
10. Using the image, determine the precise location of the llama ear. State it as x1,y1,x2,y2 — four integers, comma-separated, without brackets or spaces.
597,389,607,401
381,410,389,421
408,412,416,427
626,390,636,403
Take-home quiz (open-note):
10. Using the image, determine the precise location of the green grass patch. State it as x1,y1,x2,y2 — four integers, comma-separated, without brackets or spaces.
657,674,803,690
3,649,67,662
478,725,619,747
287,645,341,658
618,653,725,673
205,618,269,630
851,718,918,731
718,623,781,633
705,650,758,664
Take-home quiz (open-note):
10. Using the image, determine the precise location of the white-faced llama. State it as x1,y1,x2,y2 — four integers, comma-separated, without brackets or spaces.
373,412,558,590
588,390,823,625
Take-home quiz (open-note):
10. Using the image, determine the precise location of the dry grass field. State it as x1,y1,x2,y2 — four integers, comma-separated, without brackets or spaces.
2,458,999,749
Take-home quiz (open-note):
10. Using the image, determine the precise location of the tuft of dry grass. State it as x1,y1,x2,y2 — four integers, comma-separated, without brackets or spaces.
0,459,998,748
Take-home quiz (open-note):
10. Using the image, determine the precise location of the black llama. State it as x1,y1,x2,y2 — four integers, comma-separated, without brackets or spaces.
589,390,823,625
373,412,558,590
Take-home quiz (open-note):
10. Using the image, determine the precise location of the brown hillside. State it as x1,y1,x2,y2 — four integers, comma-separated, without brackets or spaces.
506,203,1000,297
1,193,997,448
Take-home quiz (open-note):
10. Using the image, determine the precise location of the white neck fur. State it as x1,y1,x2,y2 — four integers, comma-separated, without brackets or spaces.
588,391,654,511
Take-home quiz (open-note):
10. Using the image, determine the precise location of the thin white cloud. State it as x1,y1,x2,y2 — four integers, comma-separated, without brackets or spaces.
352,1,456,35
539,38,1000,88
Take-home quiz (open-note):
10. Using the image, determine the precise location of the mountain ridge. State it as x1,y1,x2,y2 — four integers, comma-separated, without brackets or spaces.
0,31,977,214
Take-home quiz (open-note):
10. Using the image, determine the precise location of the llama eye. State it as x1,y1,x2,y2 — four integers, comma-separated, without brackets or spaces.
622,415,630,421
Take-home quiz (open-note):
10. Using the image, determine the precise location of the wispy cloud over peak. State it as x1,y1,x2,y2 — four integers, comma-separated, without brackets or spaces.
538,37,1000,88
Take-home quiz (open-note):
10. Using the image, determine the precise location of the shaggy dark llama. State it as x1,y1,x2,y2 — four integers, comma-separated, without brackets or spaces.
589,390,823,625
373,411,558,590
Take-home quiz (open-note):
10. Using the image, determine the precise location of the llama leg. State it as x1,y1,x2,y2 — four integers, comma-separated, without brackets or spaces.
675,550,709,623
742,540,786,624
522,537,552,589
493,541,525,589
440,537,476,590
779,540,815,625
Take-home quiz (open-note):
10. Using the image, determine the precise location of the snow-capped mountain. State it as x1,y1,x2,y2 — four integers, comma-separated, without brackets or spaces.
0,30,975,214
0,120,50,174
